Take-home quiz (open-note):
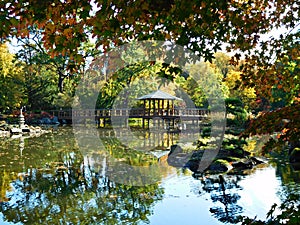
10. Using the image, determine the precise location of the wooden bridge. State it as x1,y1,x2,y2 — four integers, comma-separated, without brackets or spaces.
51,90,210,128
51,108,210,128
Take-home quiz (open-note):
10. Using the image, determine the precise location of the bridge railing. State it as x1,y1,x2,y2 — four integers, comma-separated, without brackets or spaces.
51,108,210,120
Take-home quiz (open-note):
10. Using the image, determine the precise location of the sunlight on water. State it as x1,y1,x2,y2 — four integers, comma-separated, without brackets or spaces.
143,166,284,225
238,166,282,220
145,173,224,225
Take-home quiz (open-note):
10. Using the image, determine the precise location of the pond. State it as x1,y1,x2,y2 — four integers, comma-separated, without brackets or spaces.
0,126,300,225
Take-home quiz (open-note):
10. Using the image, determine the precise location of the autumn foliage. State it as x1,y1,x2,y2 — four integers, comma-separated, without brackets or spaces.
1,0,298,63
242,103,300,152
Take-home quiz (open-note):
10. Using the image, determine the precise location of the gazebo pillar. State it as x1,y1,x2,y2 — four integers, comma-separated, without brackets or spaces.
172,100,174,115
148,99,150,116
143,99,146,116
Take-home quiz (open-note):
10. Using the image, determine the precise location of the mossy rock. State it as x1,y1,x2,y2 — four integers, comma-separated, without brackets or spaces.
184,160,200,173
167,145,191,168
215,159,231,166
290,148,300,163
250,156,267,165
207,159,233,173
232,159,254,170
223,156,241,162
291,162,300,171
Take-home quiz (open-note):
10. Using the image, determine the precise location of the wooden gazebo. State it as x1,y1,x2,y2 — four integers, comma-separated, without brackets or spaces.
136,90,183,128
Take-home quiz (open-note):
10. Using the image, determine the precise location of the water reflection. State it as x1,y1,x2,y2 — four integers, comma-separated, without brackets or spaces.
98,128,180,150
1,168,164,225
271,155,300,205
1,127,300,225
74,128,181,186
0,127,165,224
74,127,199,186
197,175,243,223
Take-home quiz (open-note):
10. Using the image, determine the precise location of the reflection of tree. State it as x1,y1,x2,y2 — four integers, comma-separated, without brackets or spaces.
273,157,300,186
0,127,164,224
198,174,243,223
101,136,158,166
0,171,18,202
0,156,164,224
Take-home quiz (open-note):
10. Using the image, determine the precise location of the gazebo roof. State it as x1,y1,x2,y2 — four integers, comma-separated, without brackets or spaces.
137,90,182,101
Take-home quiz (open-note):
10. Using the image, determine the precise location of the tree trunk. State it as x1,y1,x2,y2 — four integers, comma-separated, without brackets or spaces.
58,71,65,93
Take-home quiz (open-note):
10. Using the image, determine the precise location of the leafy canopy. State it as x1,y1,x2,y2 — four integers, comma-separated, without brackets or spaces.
0,43,24,111
1,0,299,65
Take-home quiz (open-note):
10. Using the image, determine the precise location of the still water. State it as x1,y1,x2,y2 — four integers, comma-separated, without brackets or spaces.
0,126,299,225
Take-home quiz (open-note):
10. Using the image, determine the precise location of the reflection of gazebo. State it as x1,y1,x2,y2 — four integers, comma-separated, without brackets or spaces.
136,90,183,128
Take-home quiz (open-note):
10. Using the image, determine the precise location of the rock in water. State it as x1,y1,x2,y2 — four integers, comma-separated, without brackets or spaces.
290,147,300,163
10,127,22,134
